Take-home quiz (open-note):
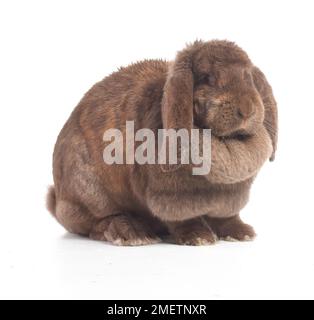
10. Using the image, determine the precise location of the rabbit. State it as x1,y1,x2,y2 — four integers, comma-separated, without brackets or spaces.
47,40,277,246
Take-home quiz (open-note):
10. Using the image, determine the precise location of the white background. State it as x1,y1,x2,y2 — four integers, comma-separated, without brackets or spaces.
0,0,313,300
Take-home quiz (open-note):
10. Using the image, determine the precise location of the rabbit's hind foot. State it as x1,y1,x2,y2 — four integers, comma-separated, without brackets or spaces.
89,213,161,246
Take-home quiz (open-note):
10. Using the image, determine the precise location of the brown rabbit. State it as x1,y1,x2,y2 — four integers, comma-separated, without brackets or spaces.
47,40,277,246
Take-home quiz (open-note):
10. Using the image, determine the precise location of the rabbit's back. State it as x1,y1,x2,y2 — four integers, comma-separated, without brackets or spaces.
52,59,170,213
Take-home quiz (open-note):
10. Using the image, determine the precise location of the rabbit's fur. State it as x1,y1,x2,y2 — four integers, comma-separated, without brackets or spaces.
47,40,277,246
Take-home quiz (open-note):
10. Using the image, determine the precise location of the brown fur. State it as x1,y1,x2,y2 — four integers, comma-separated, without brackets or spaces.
47,40,277,246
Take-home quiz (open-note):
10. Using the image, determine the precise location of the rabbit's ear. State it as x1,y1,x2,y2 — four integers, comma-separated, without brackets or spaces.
160,51,194,172
252,67,278,161
162,52,194,132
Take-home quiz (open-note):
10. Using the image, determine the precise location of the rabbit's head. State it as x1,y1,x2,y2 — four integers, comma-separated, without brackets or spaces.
162,40,272,139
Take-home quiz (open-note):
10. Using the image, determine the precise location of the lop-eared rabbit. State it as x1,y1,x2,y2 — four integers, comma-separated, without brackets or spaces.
47,40,277,246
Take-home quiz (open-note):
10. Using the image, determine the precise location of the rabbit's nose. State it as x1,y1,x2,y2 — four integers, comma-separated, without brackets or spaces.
236,103,255,120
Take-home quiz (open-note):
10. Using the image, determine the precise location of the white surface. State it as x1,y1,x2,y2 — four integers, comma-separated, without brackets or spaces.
1,0,314,299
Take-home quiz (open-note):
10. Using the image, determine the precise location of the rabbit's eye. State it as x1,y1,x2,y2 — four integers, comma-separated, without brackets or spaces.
207,74,216,86
197,74,215,86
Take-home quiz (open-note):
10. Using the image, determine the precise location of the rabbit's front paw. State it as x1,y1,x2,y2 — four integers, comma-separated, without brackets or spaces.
208,215,256,241
175,232,217,246
169,218,217,246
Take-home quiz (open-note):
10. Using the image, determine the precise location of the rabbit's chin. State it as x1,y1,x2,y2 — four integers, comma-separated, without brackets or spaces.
212,124,262,140
211,129,251,140
223,129,253,140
